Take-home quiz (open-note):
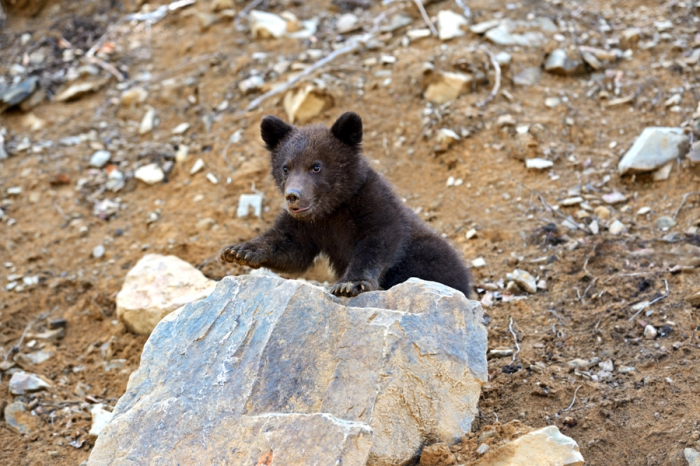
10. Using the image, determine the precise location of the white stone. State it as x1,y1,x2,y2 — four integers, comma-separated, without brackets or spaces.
116,254,216,335
135,163,164,185
407,28,431,41
239,75,265,94
526,158,554,170
470,19,502,34
90,150,111,168
685,448,700,466
609,220,627,236
237,193,264,218
511,269,537,294
190,158,205,175
89,404,114,438
435,128,460,151
249,10,287,39
644,324,658,340
336,13,359,34
437,10,467,41
471,257,487,268
618,127,688,175
283,84,334,124
9,372,51,395
139,108,156,135
93,245,105,259
471,426,584,466
175,145,189,163
423,71,472,104
171,122,190,135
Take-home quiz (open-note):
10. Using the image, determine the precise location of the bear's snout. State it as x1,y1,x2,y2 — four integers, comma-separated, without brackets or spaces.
285,188,301,204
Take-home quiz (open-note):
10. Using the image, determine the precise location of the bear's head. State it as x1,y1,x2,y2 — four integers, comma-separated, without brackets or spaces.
260,112,368,221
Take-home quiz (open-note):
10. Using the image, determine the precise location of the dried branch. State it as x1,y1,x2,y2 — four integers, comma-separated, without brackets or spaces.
673,191,700,220
412,0,439,37
476,48,501,108
518,182,592,234
87,56,125,82
562,385,582,412
509,316,520,364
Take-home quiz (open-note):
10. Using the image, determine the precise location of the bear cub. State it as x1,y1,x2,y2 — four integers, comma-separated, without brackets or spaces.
220,112,472,298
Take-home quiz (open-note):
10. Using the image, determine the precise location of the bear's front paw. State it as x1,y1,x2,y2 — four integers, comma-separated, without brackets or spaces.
220,243,266,268
330,280,375,298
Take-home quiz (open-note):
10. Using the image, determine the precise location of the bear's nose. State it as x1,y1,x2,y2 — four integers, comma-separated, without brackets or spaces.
285,189,301,204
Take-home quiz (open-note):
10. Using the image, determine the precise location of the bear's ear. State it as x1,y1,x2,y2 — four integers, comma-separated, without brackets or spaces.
261,115,294,150
331,112,362,146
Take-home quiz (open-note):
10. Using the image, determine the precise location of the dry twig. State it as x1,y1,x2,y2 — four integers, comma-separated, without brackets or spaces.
508,316,520,363
562,385,582,412
87,56,125,82
476,48,501,108
412,0,439,37
628,279,669,322
673,192,700,220
518,182,592,234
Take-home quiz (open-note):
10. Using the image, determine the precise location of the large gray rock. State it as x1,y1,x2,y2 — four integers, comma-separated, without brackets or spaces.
618,127,689,175
89,275,487,466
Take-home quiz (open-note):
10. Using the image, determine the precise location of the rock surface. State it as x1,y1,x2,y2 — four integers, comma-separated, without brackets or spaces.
90,274,487,466
4,401,37,435
618,127,689,175
9,371,51,395
473,426,584,466
115,254,216,334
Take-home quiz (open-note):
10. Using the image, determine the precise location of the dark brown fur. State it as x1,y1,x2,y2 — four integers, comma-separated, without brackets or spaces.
220,112,472,298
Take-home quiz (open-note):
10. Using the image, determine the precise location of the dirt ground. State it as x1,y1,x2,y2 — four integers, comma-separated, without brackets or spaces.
1,0,700,464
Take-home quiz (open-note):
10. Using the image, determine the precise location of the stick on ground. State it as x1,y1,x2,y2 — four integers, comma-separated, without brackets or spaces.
673,191,700,220
518,182,592,234
476,48,501,108
509,316,520,363
412,0,439,37
562,385,582,412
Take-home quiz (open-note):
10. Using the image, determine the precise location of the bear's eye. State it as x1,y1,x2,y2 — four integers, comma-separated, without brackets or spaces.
311,163,321,173
282,166,288,175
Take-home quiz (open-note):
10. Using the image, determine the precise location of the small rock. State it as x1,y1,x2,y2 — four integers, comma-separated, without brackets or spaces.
90,150,111,168
495,52,512,66
9,371,51,395
407,29,431,41
239,75,265,94
618,127,688,175
55,80,106,102
139,108,156,135
545,97,561,108
617,365,636,373
249,10,287,39
171,123,190,135
644,324,658,340
134,164,164,185
497,114,516,127
121,87,148,106
685,448,700,466
21,112,45,131
665,94,682,107
653,162,673,181
489,348,513,358
116,254,217,335
336,13,359,34
609,220,627,236
594,206,611,220
196,12,218,32
283,84,334,123
423,71,472,104
511,269,537,294
31,327,65,340
237,193,264,218
4,402,37,435
599,360,614,372
106,170,125,192
476,444,490,455
190,158,205,175
471,257,486,268
567,358,590,369
656,216,677,231
437,10,467,41
470,426,583,466
545,49,584,76
14,350,53,366
620,28,641,49
206,173,219,185
687,292,700,307
466,228,477,239
211,0,234,11
478,430,497,443
435,128,460,151
513,67,542,87
470,19,502,34
175,145,189,163
580,51,602,70
525,158,553,170
0,76,39,113
603,192,627,204
89,404,114,438
93,245,106,259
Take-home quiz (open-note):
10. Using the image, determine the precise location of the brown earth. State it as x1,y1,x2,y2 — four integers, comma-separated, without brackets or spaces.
1,0,700,465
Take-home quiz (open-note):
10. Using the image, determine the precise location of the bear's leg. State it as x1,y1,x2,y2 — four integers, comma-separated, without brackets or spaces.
381,235,471,297
220,214,319,274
